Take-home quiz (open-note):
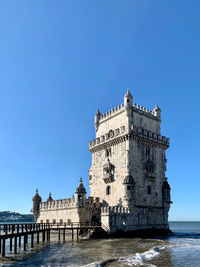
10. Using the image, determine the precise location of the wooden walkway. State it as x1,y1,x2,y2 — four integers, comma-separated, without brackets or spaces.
0,222,101,257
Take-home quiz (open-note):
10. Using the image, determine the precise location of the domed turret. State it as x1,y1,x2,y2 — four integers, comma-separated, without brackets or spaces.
153,104,161,120
123,175,135,207
31,189,42,221
75,178,87,194
75,178,87,206
124,89,133,108
47,192,53,202
95,108,101,131
162,181,171,202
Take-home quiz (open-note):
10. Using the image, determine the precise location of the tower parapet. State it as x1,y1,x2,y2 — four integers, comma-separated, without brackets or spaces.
89,125,169,150
94,100,160,131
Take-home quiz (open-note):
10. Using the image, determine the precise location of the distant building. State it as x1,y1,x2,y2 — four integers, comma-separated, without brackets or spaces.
32,90,172,235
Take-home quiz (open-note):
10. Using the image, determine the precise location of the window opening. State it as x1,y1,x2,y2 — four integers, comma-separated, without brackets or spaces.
106,186,111,195
147,185,151,195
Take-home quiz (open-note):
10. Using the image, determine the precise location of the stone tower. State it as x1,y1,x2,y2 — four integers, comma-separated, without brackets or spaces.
89,90,171,231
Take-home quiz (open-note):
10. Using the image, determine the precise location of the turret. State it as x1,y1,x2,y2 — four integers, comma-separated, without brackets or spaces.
31,189,42,221
153,104,161,120
95,108,101,131
75,178,87,206
47,192,53,202
123,175,135,207
124,89,133,108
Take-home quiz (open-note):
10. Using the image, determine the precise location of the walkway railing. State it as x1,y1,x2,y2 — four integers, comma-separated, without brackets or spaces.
0,222,102,257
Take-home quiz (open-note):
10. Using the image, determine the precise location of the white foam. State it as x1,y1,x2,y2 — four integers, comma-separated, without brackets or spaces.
119,247,160,266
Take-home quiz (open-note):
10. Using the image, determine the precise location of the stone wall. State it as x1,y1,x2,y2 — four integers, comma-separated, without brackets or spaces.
36,197,101,224
101,206,169,234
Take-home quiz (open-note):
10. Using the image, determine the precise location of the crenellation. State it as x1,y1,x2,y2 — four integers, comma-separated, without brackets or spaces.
132,104,156,118
89,125,169,149
97,103,125,125
39,197,76,211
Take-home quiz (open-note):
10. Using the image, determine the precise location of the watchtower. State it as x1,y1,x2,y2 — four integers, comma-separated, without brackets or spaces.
89,90,171,229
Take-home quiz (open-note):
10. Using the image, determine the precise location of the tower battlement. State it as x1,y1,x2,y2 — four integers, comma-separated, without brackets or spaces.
89,125,169,150
95,90,161,135
97,102,159,124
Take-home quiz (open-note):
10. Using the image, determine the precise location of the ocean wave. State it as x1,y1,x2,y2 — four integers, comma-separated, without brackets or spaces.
118,247,160,266
95,247,161,266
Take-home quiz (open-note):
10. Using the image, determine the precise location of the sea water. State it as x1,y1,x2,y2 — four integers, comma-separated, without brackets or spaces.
1,222,200,267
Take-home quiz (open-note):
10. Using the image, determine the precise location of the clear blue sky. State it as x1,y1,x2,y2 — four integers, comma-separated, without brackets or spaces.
0,1,199,221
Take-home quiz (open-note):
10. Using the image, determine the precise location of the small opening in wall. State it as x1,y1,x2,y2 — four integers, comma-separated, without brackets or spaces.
53,219,56,225
106,185,111,195
146,147,150,158
147,185,151,195
127,186,131,190
127,99,129,103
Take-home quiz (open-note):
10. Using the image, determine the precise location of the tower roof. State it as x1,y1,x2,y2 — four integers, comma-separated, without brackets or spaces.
32,188,42,202
75,178,87,194
124,89,133,98
47,192,53,202
154,104,161,111
95,108,101,115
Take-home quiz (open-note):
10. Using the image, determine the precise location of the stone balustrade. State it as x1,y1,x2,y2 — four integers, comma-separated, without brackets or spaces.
133,126,169,146
89,126,169,148
40,198,76,210
40,196,101,210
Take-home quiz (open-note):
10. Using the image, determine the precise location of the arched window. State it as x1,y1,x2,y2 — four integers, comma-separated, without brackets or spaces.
145,160,155,174
162,181,170,201
78,194,82,202
106,186,111,195
147,185,151,195
146,147,150,158
105,148,111,157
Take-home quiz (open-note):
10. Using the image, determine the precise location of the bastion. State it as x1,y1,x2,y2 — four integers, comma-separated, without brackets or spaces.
32,90,172,237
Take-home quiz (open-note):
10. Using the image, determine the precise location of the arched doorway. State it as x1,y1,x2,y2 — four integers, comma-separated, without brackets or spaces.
91,215,100,225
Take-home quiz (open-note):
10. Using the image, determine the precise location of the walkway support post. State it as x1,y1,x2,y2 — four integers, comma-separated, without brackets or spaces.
14,237,17,254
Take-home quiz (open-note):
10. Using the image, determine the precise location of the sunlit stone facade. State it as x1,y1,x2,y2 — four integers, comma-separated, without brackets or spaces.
32,90,172,235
